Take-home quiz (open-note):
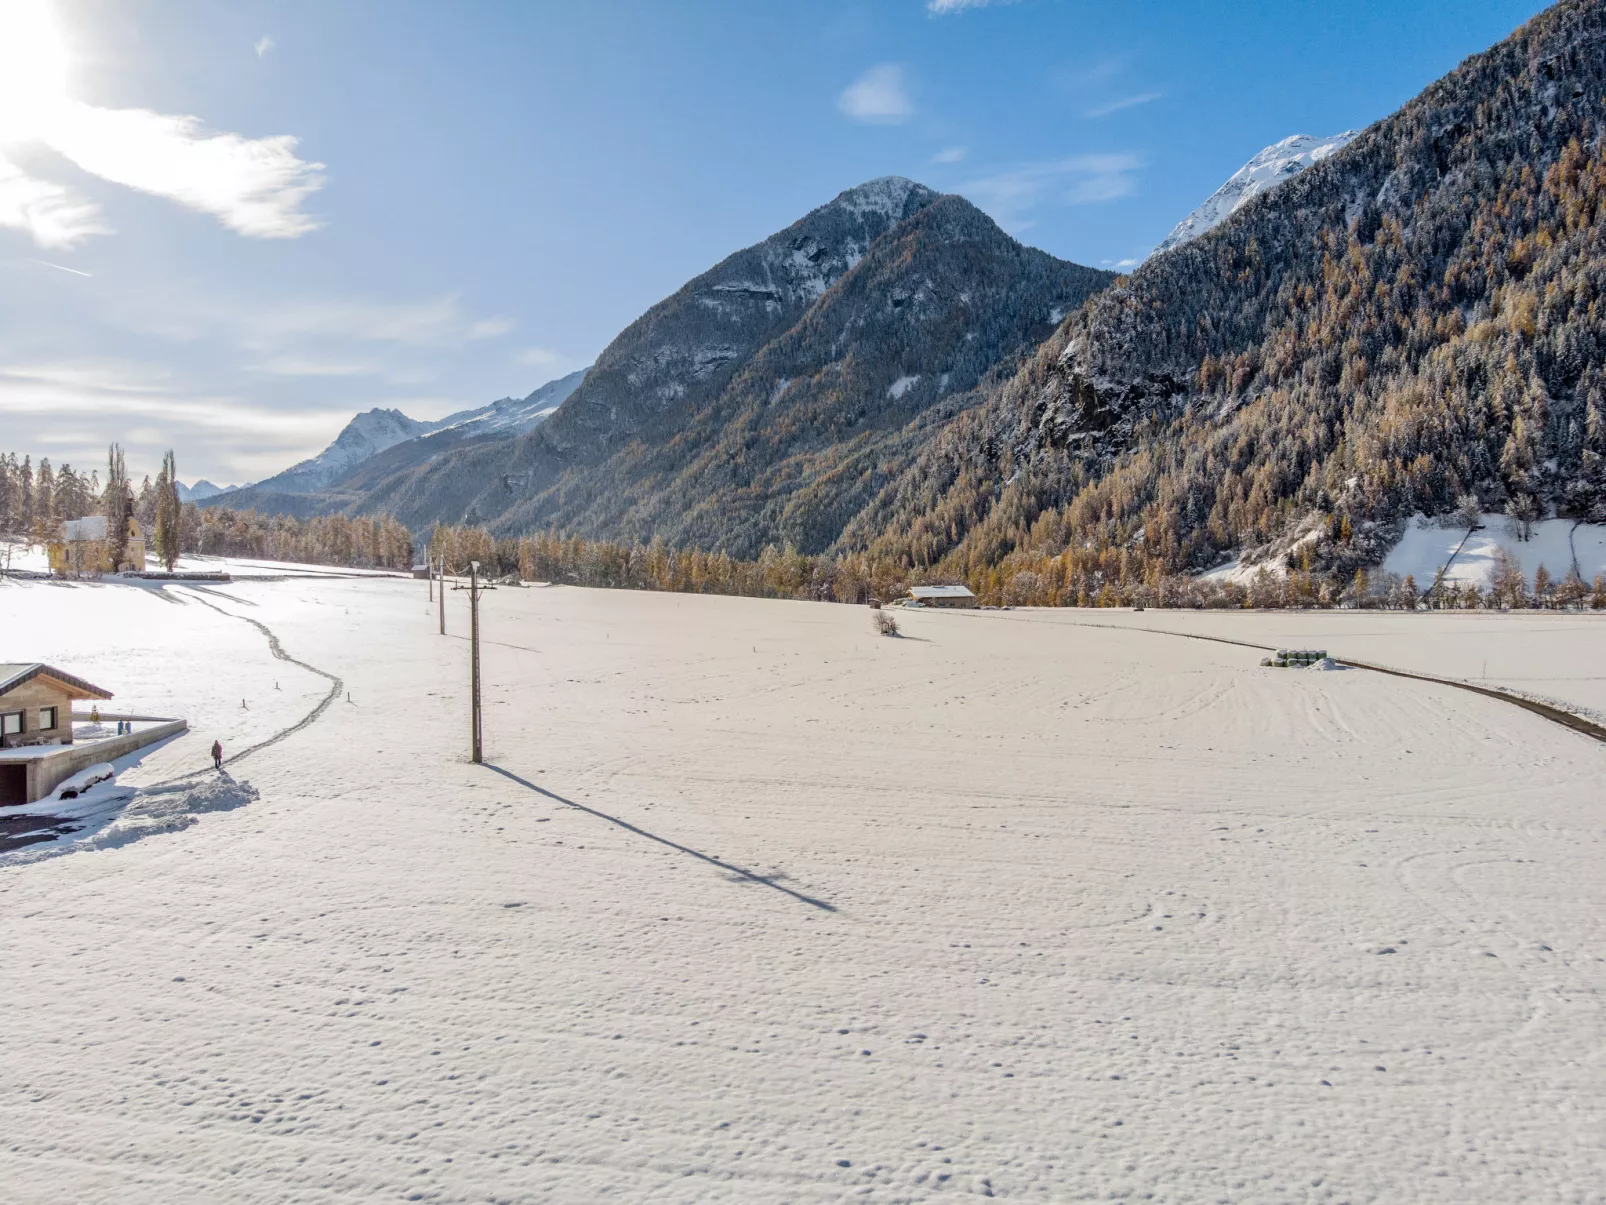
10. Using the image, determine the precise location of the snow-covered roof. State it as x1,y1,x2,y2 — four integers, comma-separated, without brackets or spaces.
61,515,108,541
909,584,976,599
0,663,115,700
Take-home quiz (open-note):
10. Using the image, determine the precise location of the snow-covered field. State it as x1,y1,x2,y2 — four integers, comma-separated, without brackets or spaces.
2,576,1603,1203
1,539,406,579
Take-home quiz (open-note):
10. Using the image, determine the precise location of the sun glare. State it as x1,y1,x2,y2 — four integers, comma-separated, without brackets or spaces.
0,0,73,145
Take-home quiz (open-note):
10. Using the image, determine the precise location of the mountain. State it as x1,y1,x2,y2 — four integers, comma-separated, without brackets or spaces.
211,369,587,515
1153,131,1360,255
177,479,239,502
250,409,438,496
431,367,588,439
850,0,1606,588
339,177,1114,555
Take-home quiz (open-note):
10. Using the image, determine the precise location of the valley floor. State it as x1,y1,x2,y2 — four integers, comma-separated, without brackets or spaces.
1,577,1602,1203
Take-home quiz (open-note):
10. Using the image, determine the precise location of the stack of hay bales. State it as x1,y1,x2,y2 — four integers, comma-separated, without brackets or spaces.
1260,648,1329,668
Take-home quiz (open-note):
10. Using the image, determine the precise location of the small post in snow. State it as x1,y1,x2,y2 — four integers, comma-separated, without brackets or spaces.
438,555,446,636
469,559,483,764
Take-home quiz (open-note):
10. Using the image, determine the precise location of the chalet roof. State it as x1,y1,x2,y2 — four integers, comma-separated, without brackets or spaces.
0,663,115,701
908,584,976,599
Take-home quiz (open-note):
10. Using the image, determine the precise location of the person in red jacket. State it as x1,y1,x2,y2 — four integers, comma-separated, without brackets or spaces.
211,740,223,771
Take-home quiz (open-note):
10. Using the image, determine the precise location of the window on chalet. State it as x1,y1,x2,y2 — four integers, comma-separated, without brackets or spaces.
39,706,58,731
2,711,21,737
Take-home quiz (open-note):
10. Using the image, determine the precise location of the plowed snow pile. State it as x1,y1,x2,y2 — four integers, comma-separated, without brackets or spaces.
1,576,1602,1204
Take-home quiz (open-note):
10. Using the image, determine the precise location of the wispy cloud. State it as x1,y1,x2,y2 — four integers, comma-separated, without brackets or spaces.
961,153,1143,231
245,296,514,348
0,152,108,248
254,35,275,58
932,146,967,165
46,102,326,239
246,354,376,378
838,64,913,125
0,1,324,246
516,346,568,369
1084,90,1163,118
927,0,1021,13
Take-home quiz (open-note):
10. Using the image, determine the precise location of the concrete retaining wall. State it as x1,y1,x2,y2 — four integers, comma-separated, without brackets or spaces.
23,719,187,801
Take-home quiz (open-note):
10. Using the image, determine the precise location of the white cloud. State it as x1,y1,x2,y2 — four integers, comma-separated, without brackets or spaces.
254,35,275,58
962,153,1143,231
838,64,913,125
927,0,1020,13
0,1,324,246
243,296,514,348
516,347,566,369
1084,91,1163,119
45,102,325,239
0,359,373,479
246,354,376,378
932,146,967,165
0,150,107,247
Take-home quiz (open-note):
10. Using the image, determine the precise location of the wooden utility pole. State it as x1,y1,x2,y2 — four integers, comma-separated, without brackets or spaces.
469,559,483,763
438,555,446,635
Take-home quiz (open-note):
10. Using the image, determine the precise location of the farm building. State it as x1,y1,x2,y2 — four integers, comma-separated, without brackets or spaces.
902,584,977,608
47,515,147,576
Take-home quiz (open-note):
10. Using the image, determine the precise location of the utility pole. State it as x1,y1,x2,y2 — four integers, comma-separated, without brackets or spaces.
469,559,483,763
438,555,446,635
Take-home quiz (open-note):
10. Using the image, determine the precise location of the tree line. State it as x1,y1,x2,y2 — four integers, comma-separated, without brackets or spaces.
2,445,412,572
425,522,1606,611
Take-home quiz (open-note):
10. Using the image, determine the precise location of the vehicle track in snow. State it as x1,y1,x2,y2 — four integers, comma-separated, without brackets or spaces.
998,614,1606,747
146,590,344,790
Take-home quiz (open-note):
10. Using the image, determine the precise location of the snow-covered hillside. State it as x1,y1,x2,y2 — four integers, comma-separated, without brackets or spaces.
232,370,592,501
1383,512,1606,590
1153,131,1360,255
251,408,437,495
431,366,588,438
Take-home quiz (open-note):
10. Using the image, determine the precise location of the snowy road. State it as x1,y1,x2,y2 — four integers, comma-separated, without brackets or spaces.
2,578,1603,1203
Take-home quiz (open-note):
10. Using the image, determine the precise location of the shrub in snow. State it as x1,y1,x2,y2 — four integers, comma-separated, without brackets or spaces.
873,610,899,636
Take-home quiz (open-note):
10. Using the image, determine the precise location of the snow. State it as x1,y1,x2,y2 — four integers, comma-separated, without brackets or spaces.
886,373,920,399
2,578,1603,1202
1383,512,1606,589
1,540,408,580
430,368,588,439
257,408,437,493
833,175,925,219
1154,131,1360,256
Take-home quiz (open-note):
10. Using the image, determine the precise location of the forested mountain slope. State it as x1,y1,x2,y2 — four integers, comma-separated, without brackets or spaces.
353,179,1112,555
851,0,1606,588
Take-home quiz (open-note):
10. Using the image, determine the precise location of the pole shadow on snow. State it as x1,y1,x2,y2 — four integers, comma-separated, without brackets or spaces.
482,763,837,913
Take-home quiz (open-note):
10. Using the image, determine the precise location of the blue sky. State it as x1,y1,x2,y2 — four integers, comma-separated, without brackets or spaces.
0,0,1552,485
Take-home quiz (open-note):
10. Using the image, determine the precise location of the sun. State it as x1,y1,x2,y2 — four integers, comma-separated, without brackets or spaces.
0,0,74,146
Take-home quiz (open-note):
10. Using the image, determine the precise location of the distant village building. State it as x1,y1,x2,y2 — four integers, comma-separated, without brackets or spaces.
0,663,186,804
47,515,147,576
903,584,977,608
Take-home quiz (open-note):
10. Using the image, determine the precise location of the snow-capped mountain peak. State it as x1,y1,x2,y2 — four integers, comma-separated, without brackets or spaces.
832,176,930,219
431,367,589,438
1153,131,1360,256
